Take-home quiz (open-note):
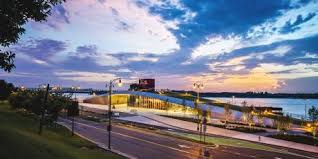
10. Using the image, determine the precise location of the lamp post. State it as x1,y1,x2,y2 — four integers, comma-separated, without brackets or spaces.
71,86,80,100
304,99,307,121
38,84,49,135
106,78,122,149
232,96,235,105
193,81,204,142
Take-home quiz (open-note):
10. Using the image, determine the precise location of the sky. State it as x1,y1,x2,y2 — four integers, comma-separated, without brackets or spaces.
1,0,318,93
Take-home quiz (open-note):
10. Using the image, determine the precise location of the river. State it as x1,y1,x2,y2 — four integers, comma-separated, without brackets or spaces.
205,97,318,117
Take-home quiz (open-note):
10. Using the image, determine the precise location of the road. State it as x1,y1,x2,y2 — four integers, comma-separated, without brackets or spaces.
59,118,318,159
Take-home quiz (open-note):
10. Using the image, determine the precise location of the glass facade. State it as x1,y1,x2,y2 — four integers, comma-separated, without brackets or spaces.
127,94,187,111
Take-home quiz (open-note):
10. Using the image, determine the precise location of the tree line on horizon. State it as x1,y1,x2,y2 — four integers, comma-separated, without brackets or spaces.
172,90,318,99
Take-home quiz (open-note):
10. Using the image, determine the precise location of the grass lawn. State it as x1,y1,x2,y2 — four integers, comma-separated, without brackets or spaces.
0,101,124,159
164,131,298,155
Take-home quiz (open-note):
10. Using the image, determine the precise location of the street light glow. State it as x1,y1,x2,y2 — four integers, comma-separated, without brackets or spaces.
117,79,123,87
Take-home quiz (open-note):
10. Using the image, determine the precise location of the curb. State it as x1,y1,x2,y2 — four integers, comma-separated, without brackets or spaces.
57,121,137,159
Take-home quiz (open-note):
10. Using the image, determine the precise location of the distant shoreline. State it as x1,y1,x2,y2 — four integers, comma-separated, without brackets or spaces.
172,91,318,99
202,96,318,99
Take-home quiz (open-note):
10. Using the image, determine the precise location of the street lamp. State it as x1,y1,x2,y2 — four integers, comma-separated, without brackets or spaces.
38,83,50,135
232,96,235,105
71,86,80,100
106,78,122,149
304,99,307,121
193,81,204,141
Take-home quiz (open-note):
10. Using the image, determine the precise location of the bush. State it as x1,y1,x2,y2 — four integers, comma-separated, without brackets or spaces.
209,123,266,133
269,134,318,146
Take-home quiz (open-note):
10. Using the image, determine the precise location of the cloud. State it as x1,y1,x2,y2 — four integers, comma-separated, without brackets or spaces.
184,71,280,92
302,52,318,59
188,1,317,60
30,5,70,30
206,45,292,73
13,39,68,60
252,63,318,79
246,0,318,45
4,0,318,93
191,35,243,59
142,0,196,22
127,54,159,62
33,59,49,66
280,12,316,33
252,45,292,59
73,45,121,66
277,76,318,93
54,71,117,82
109,68,132,73
28,0,181,55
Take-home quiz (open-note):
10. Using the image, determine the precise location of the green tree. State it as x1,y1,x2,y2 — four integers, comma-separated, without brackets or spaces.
47,93,71,123
181,99,187,117
274,114,292,132
308,106,318,123
256,110,265,127
224,102,232,125
0,0,65,72
0,80,15,100
241,104,254,129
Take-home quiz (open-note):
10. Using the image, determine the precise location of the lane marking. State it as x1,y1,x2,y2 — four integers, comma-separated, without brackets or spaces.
178,144,191,148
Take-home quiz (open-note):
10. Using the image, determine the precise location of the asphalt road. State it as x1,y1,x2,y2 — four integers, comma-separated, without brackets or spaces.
59,118,318,159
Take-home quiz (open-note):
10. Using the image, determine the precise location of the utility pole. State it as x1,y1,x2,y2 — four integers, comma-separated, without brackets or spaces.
39,84,49,135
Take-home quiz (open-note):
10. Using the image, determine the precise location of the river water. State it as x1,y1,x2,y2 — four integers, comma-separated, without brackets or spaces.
205,97,318,117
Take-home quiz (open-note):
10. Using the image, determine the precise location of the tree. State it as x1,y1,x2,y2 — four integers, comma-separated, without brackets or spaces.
0,0,65,72
255,110,265,127
241,100,247,107
0,80,15,100
181,99,187,117
308,106,318,123
224,102,232,125
274,114,292,132
241,104,254,129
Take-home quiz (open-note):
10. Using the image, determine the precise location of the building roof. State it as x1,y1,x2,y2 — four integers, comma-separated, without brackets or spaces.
101,91,225,113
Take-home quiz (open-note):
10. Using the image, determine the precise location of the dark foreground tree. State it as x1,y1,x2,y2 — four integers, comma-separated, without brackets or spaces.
0,0,65,72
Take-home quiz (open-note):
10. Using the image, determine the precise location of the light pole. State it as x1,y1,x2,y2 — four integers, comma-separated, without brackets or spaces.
304,99,307,121
193,81,204,142
71,86,80,100
39,84,49,135
106,78,122,149
232,96,235,105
